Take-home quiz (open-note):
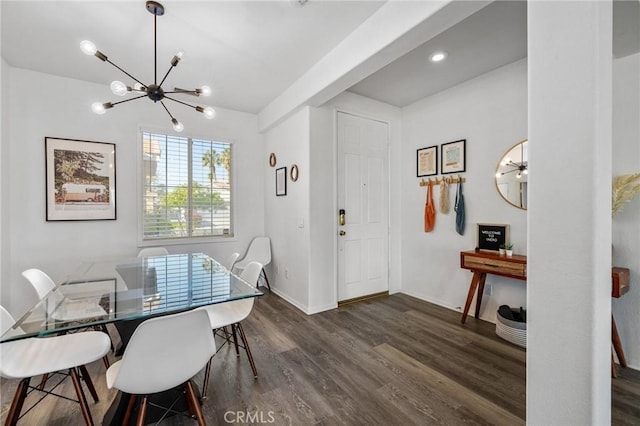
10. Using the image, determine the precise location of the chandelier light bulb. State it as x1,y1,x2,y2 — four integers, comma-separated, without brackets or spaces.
172,118,184,132
171,49,185,66
133,83,146,92
516,172,522,179
495,171,502,178
110,81,128,96
80,40,97,56
523,169,529,175
199,86,212,97
203,106,216,119
92,102,107,114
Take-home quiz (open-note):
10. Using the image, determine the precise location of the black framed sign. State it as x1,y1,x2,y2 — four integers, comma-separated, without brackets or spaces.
441,139,466,174
476,223,510,252
417,145,438,177
45,137,116,221
275,167,287,196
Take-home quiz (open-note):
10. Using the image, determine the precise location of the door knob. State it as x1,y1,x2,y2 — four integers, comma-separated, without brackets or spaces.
339,230,346,236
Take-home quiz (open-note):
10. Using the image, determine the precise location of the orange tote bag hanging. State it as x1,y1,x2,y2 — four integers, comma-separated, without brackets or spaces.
424,182,436,232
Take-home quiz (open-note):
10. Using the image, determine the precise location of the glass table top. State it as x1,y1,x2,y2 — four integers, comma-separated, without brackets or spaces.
1,253,263,342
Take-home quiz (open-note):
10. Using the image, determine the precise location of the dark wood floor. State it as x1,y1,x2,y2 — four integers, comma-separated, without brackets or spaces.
2,292,639,425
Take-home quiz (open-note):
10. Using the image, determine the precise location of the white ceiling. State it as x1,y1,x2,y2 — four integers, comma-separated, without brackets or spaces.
2,1,638,114
348,0,527,107
1,0,385,114
349,0,640,107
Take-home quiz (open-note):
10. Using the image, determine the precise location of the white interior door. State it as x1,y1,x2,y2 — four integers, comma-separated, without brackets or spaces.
337,112,389,301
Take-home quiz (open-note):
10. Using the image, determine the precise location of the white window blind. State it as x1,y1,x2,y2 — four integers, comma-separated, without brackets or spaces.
142,132,233,240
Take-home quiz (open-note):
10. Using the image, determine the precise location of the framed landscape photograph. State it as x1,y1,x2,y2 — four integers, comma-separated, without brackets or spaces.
275,166,287,196
45,137,116,221
417,146,438,177
441,139,466,174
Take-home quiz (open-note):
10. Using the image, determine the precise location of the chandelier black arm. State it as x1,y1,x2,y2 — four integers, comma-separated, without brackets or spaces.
499,168,521,176
110,94,147,107
164,95,200,110
105,58,147,88
164,89,199,96
160,101,177,120
159,64,176,88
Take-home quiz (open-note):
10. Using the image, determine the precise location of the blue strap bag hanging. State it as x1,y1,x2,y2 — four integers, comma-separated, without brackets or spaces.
454,180,466,235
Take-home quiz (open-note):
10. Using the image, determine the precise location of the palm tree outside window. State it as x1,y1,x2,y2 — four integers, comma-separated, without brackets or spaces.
141,132,233,240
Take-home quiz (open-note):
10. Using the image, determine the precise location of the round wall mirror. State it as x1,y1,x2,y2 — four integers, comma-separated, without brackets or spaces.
495,139,528,210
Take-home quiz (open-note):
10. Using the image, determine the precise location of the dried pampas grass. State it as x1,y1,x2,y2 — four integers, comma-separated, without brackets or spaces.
612,173,640,215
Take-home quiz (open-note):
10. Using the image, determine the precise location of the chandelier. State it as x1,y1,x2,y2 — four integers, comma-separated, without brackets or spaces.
496,157,528,179
81,1,215,132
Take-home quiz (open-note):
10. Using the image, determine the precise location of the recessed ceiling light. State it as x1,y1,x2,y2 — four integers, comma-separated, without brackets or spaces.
429,51,448,63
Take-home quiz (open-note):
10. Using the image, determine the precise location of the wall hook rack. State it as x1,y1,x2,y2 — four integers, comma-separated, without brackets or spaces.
419,175,466,187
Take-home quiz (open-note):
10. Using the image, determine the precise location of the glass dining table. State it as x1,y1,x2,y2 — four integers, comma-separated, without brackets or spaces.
1,252,263,343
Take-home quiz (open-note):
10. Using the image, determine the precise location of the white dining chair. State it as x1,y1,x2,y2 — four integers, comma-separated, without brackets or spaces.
234,237,271,292
223,252,240,271
105,309,215,426
21,268,112,369
0,305,111,426
198,261,262,398
137,247,169,257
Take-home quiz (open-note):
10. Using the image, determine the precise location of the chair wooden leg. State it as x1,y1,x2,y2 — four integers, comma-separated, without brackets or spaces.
612,351,617,378
78,365,100,403
261,268,272,292
184,380,198,419
231,325,240,356
69,368,94,426
136,396,148,426
122,394,137,426
202,357,213,399
102,355,110,369
236,322,258,378
184,380,207,426
5,377,30,426
37,373,49,390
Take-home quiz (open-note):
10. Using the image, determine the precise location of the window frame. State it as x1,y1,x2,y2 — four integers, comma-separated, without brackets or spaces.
137,127,236,246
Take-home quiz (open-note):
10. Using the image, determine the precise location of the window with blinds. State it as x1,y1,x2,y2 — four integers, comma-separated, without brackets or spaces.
142,132,233,240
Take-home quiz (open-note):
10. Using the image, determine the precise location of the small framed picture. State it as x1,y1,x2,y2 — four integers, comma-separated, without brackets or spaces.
275,167,287,196
476,223,510,252
45,137,116,221
417,146,438,177
441,139,466,174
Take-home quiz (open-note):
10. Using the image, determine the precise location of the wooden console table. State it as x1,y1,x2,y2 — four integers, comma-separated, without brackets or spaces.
460,251,630,377
459,250,527,324
612,267,630,377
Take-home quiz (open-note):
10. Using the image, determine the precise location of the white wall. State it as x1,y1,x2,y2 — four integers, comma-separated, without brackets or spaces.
612,52,640,370
308,106,336,313
527,2,612,422
3,66,264,316
401,59,528,322
263,93,402,314
263,107,311,311
1,58,9,307
314,92,403,304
